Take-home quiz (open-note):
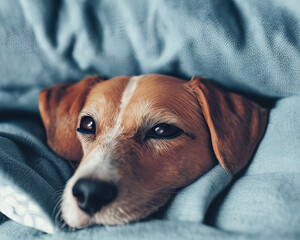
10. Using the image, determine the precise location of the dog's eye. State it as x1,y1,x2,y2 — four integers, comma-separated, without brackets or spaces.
77,116,96,134
146,123,183,139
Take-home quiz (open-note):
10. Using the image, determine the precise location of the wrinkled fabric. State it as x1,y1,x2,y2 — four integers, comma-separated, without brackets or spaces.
0,0,299,239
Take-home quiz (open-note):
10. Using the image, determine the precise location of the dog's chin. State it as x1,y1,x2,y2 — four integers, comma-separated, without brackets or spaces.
61,197,170,229
60,179,171,229
61,202,134,229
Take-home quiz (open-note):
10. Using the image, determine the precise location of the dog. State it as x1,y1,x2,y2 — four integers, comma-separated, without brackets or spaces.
39,74,267,228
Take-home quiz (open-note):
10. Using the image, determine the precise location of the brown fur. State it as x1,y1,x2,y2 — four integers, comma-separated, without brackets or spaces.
39,75,102,160
39,74,267,227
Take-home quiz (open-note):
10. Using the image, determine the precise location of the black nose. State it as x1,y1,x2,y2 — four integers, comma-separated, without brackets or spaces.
72,178,117,215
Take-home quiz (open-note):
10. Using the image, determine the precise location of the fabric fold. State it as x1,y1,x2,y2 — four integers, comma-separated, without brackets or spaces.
163,165,233,223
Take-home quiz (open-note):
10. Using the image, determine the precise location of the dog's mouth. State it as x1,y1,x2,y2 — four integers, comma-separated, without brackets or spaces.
60,176,172,229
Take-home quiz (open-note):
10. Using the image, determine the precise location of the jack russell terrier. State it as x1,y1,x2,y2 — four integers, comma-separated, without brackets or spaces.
39,74,267,228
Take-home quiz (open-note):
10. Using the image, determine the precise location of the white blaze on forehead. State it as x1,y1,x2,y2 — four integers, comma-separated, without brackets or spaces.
119,76,142,121
102,75,143,144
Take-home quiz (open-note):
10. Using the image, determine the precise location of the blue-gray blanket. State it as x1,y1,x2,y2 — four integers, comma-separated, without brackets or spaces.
0,0,299,239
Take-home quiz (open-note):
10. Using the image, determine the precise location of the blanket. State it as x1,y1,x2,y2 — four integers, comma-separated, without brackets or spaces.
0,0,299,239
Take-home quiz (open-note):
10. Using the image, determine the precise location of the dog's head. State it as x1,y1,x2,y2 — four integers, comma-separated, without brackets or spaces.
39,74,267,228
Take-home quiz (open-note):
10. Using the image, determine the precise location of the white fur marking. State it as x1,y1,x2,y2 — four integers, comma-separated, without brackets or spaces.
62,76,143,228
119,76,142,121
102,75,142,145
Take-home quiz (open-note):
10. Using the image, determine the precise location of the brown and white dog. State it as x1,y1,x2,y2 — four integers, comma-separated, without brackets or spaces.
39,74,267,228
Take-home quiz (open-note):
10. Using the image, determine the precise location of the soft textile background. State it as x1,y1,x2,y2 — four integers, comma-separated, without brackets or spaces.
0,0,299,239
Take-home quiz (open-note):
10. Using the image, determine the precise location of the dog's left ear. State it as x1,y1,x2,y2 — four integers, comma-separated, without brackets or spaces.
187,77,268,174
39,75,102,161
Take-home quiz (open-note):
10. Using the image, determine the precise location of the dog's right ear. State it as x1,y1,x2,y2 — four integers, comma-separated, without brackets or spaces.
39,75,102,161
